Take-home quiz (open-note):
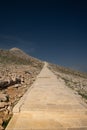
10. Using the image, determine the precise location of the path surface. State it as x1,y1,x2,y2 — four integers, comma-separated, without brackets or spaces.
6,62,87,130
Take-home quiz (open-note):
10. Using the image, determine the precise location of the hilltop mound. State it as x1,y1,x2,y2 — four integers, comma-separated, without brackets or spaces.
0,48,43,68
10,47,33,60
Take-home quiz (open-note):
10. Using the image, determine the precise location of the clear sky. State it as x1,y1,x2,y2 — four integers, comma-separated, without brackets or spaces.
0,0,87,72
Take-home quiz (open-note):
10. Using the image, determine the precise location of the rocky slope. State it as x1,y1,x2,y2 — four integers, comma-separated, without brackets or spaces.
0,48,44,130
48,63,87,104
0,48,87,130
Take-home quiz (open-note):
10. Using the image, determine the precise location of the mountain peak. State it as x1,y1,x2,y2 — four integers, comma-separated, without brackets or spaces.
10,47,28,58
10,47,22,51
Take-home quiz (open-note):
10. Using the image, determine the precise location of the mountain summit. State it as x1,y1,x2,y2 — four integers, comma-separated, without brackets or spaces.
0,48,43,68
10,47,39,61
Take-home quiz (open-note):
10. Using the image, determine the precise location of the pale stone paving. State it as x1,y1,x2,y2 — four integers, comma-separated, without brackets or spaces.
6,62,87,130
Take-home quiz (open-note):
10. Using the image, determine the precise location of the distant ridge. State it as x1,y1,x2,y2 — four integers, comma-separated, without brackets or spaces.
49,63,87,79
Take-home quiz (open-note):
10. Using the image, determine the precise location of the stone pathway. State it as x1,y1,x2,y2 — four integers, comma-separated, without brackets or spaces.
6,62,87,130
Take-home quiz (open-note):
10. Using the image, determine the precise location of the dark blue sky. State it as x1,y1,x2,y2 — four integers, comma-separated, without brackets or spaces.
0,0,87,72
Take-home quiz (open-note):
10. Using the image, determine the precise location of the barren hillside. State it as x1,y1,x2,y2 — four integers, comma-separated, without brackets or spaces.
48,63,87,104
0,48,87,130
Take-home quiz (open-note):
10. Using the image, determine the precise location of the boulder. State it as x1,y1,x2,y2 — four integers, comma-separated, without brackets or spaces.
13,84,21,88
0,102,7,109
0,93,9,102
0,77,21,90
0,81,9,89
25,70,32,74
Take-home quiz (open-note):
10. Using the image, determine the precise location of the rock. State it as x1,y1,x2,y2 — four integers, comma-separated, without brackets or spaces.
7,105,12,113
0,118,3,125
14,84,21,88
0,77,21,90
18,94,22,98
15,78,21,84
0,81,9,89
3,109,9,116
0,125,4,130
25,70,32,74
0,93,9,102
0,102,7,109
23,85,27,88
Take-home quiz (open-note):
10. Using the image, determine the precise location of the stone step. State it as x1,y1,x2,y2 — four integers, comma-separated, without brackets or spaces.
20,103,87,112
67,128,87,130
6,128,87,130
6,116,87,130
20,110,87,118
6,112,87,130
6,114,64,130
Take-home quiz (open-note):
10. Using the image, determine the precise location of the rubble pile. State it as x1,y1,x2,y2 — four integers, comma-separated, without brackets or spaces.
0,64,42,130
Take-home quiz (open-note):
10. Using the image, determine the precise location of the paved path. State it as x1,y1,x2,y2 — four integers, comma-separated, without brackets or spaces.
6,62,87,130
